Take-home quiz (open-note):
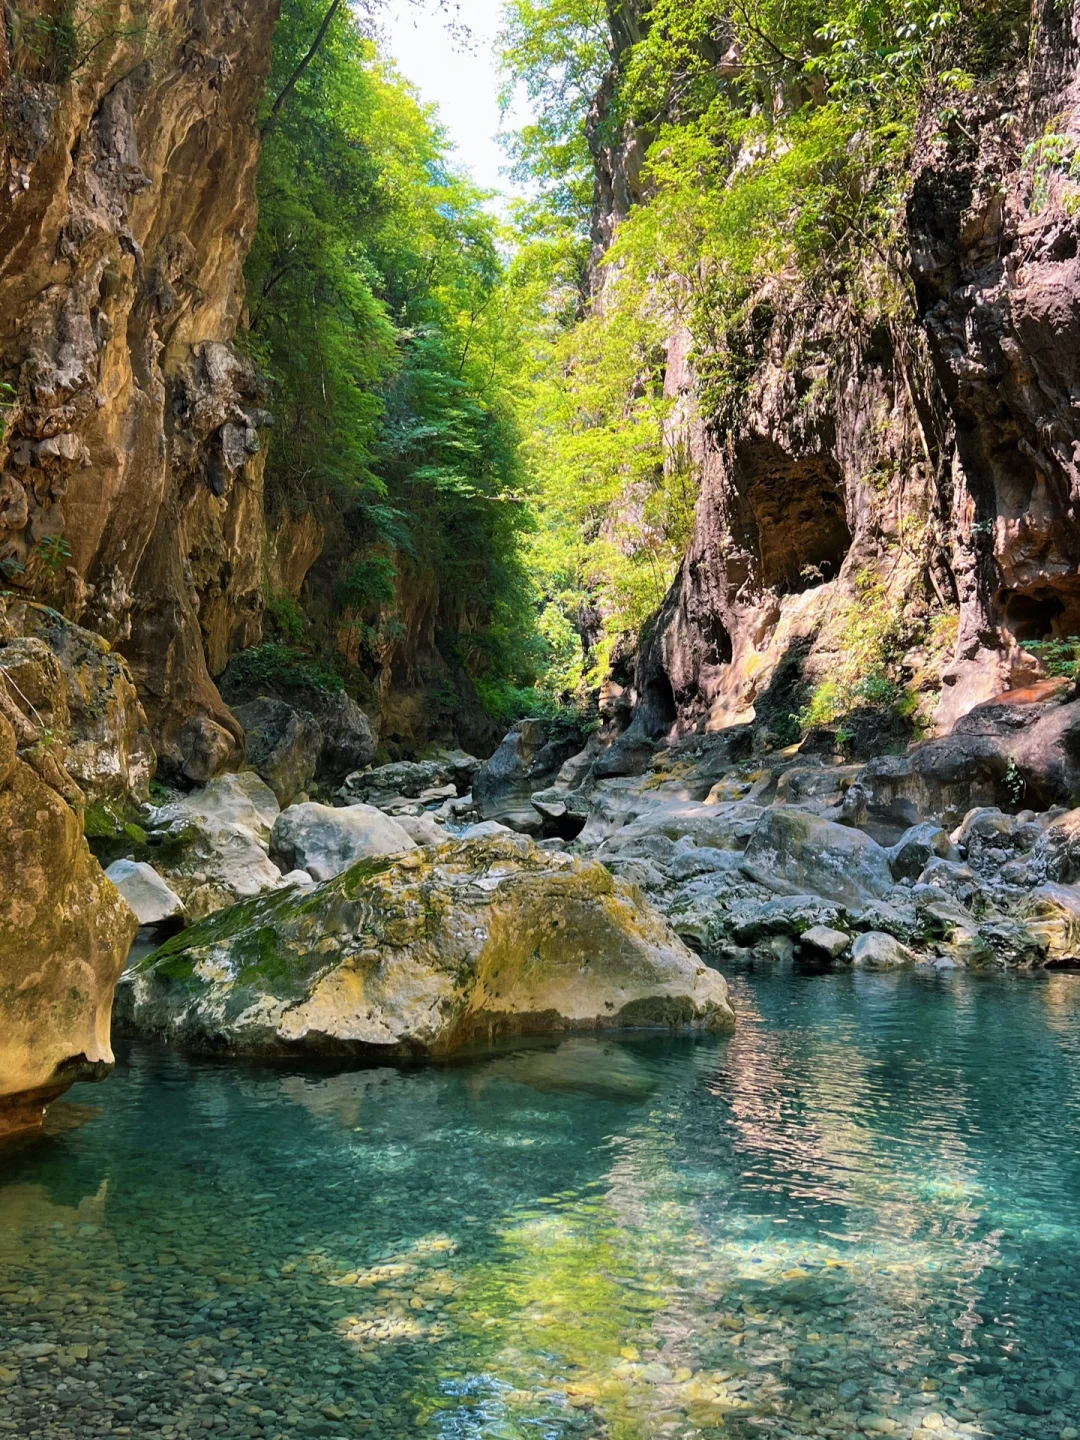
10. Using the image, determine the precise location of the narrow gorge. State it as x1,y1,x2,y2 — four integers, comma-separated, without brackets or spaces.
2,2,1080,1438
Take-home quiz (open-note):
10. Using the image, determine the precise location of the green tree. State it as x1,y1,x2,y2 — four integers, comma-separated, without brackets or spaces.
244,0,538,704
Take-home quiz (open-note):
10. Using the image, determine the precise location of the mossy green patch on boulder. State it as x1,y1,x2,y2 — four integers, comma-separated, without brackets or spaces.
117,836,734,1058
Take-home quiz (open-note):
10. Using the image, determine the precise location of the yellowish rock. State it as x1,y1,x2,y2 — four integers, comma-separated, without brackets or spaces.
119,836,734,1056
0,713,138,1137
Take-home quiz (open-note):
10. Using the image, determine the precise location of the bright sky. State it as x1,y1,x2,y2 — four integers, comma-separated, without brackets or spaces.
381,0,514,198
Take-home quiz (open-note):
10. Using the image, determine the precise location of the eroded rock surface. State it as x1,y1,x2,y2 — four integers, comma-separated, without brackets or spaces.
0,712,137,1137
118,836,734,1056
0,0,280,781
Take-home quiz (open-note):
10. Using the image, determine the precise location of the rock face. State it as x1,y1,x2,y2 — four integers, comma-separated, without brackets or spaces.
0,711,138,1137
580,0,1080,752
0,0,280,781
1,601,155,804
474,720,584,834
118,836,734,1056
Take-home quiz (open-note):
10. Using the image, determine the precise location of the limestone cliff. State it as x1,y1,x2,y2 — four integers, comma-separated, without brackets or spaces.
0,0,279,783
595,0,1080,754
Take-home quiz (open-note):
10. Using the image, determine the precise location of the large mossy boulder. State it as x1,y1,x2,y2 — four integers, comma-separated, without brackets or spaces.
0,713,138,1138
117,836,734,1057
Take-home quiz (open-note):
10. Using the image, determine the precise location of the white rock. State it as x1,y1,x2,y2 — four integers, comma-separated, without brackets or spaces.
270,802,416,882
278,869,315,889
104,860,184,927
394,813,451,847
799,924,851,959
151,771,280,844
851,931,915,968
185,822,285,899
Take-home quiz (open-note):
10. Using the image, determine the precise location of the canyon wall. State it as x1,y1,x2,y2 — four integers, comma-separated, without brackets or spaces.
602,0,1080,752
0,0,279,783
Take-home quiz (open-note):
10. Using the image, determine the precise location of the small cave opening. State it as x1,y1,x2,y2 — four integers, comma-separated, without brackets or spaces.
702,614,732,668
639,670,678,739
998,587,1073,642
733,442,852,596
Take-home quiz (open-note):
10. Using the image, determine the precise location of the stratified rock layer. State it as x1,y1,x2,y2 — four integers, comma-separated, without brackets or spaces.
0,0,280,780
118,836,734,1057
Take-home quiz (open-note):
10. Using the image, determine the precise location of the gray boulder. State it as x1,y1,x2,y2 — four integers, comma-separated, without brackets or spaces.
473,720,582,833
341,759,449,805
304,692,377,781
234,698,322,807
851,931,916,967
270,802,415,882
728,894,846,945
888,822,960,881
104,860,184,929
799,925,852,959
150,771,280,845
742,808,895,907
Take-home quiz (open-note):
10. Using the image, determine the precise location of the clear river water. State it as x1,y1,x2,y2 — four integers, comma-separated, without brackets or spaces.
1,968,1079,1440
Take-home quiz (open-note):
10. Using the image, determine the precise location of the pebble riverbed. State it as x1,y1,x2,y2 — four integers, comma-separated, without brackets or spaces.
1,967,1079,1440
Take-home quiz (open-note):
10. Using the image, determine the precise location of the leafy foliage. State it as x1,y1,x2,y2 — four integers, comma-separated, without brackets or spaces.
497,0,1026,706
1020,636,1080,679
222,643,345,696
244,0,540,709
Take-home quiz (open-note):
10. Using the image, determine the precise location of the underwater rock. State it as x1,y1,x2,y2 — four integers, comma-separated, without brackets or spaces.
117,836,734,1056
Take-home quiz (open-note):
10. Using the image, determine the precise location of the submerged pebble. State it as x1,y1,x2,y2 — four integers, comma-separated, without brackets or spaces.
1,969,1078,1439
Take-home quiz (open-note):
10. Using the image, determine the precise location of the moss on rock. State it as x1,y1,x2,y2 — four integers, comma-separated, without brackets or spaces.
119,836,734,1058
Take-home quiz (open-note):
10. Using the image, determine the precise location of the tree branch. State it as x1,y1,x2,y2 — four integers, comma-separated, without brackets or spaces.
261,0,342,138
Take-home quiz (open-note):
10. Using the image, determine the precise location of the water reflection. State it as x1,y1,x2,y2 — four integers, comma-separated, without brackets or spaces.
0,971,1077,1439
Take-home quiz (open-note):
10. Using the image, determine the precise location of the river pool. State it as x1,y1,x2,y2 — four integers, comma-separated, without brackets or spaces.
2,968,1079,1440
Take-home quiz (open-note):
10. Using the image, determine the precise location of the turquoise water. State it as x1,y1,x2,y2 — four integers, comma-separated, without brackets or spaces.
2,969,1079,1440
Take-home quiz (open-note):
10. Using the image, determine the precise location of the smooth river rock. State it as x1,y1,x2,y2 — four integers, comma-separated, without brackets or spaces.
104,859,185,927
270,801,416,882
117,836,734,1057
